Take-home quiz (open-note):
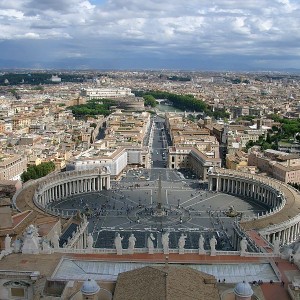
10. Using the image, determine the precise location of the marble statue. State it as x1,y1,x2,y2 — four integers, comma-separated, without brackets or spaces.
147,233,155,254
210,235,217,256
128,234,136,254
162,232,170,254
13,239,22,253
240,237,248,254
198,234,205,253
5,234,12,252
22,224,40,254
114,233,123,255
178,233,187,254
240,237,248,252
87,233,94,250
52,231,60,249
41,238,51,254
273,237,281,255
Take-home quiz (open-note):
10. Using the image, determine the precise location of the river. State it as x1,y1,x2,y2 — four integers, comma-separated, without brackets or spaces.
156,103,183,113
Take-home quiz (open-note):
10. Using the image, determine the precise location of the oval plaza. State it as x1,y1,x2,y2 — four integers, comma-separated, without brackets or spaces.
6,163,299,299
31,166,300,251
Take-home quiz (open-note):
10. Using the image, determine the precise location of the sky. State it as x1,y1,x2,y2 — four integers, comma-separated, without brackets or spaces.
0,0,300,71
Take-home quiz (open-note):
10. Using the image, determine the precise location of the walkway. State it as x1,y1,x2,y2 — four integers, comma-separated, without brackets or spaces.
260,258,299,300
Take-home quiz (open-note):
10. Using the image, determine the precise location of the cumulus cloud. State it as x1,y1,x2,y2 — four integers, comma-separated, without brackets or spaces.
0,0,300,69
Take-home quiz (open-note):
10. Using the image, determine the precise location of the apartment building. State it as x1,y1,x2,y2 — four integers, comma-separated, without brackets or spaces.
248,149,300,184
0,155,27,180
168,146,221,180
226,150,248,170
166,113,221,180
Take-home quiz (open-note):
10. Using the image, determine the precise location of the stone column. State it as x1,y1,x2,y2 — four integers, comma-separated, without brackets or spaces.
208,177,212,191
215,176,219,192
282,230,286,244
287,227,291,243
106,175,110,190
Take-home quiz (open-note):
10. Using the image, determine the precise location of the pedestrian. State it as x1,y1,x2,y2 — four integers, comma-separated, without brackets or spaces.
281,280,285,287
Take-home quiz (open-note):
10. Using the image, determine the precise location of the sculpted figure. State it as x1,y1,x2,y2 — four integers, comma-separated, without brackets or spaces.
87,233,94,249
199,234,205,252
240,237,248,253
162,232,170,254
114,233,123,255
178,233,187,254
128,234,136,254
52,231,60,249
210,235,217,252
22,224,40,254
42,238,51,253
13,239,22,253
178,233,187,250
148,233,155,254
5,234,12,252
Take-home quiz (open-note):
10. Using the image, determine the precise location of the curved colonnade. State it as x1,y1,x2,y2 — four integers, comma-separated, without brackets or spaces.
25,166,300,248
208,168,300,245
33,168,111,217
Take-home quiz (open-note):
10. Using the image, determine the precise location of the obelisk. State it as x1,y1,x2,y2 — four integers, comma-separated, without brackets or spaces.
156,173,163,215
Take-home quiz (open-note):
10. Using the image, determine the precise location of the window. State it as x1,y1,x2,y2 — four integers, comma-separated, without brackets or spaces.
11,287,25,297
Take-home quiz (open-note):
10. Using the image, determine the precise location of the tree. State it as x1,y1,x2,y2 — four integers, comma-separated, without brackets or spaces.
21,161,55,183
68,99,116,118
143,95,157,107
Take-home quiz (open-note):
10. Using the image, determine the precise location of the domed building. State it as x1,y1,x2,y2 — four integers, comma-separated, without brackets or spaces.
221,281,255,300
233,281,253,300
81,279,100,299
70,278,112,300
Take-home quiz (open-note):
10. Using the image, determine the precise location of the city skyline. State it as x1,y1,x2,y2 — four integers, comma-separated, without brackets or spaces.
0,0,300,71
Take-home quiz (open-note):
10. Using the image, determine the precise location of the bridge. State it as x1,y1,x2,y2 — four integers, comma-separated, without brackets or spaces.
155,99,167,104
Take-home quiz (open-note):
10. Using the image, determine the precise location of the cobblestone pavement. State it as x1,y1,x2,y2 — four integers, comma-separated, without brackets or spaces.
48,169,268,250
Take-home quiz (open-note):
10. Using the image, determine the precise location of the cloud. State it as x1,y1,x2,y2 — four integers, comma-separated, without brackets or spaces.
0,0,300,70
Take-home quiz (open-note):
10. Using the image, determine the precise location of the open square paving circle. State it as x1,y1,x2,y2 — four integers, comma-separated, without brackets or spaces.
48,169,268,250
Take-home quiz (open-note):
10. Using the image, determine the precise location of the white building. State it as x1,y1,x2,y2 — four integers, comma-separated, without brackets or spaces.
80,87,134,100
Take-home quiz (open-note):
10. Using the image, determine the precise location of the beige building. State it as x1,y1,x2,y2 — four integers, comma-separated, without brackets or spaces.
105,110,151,147
168,146,221,180
0,121,5,133
226,151,248,170
248,149,300,184
222,124,266,148
0,155,27,180
166,113,221,179
12,115,31,130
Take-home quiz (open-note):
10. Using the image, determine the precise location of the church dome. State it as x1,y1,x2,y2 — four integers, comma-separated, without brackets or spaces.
234,281,253,297
80,279,100,296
